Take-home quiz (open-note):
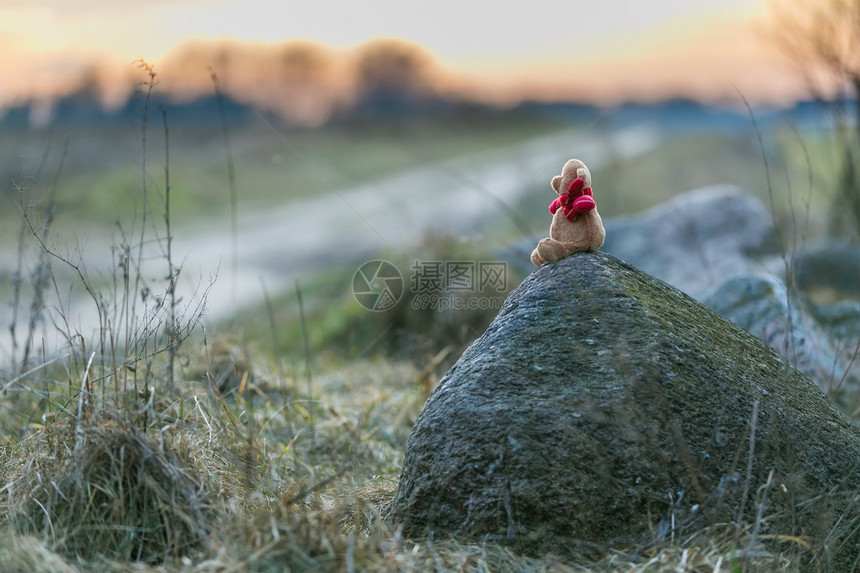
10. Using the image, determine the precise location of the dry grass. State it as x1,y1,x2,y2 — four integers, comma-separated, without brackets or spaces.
7,422,214,563
0,348,840,572
0,532,80,573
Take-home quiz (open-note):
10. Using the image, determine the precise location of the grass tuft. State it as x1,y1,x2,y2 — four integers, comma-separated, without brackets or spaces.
8,421,214,564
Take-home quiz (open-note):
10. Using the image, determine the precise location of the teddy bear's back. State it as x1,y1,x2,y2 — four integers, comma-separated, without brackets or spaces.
550,209,606,252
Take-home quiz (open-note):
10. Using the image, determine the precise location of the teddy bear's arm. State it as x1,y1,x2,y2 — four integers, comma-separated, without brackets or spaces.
572,195,596,213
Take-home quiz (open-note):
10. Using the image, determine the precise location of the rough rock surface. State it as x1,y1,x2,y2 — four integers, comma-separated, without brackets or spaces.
704,275,860,399
392,252,860,568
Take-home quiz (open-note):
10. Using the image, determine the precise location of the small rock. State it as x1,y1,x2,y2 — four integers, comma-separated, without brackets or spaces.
793,240,860,303
704,275,860,398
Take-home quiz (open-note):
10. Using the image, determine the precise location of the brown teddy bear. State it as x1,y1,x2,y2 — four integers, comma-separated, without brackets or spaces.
531,158,605,266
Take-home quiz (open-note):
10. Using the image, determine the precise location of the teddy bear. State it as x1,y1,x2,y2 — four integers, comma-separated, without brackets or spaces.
531,158,605,266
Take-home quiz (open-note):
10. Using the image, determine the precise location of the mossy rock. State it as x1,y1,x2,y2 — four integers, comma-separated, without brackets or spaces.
392,251,860,569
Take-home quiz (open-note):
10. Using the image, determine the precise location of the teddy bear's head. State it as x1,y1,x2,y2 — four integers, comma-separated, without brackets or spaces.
551,158,591,195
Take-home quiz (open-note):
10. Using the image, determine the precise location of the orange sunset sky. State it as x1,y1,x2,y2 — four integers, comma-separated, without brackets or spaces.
0,0,812,113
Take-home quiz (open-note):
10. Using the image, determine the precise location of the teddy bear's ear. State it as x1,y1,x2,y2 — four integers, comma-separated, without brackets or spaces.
576,166,591,187
551,175,562,191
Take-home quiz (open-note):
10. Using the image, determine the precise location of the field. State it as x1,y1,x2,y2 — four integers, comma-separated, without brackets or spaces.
0,111,857,571
0,114,561,237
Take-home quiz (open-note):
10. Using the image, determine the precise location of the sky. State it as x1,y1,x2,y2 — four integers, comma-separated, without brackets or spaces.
0,0,810,109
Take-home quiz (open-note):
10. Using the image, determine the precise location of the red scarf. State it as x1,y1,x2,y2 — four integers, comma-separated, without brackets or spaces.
549,177,595,220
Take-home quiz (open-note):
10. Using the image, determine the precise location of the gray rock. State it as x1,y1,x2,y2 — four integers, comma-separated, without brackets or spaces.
793,240,860,301
809,299,860,341
392,252,860,568
600,185,781,300
704,275,860,399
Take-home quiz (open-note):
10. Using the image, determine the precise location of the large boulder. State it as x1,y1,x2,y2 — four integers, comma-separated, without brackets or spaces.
510,187,860,397
392,252,860,568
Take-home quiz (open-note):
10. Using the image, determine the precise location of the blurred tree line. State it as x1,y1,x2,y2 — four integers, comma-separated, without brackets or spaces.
770,0,860,238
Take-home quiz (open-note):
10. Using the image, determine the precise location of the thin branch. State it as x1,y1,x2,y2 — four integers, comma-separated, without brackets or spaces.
210,68,239,303
162,105,177,391
296,279,315,449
